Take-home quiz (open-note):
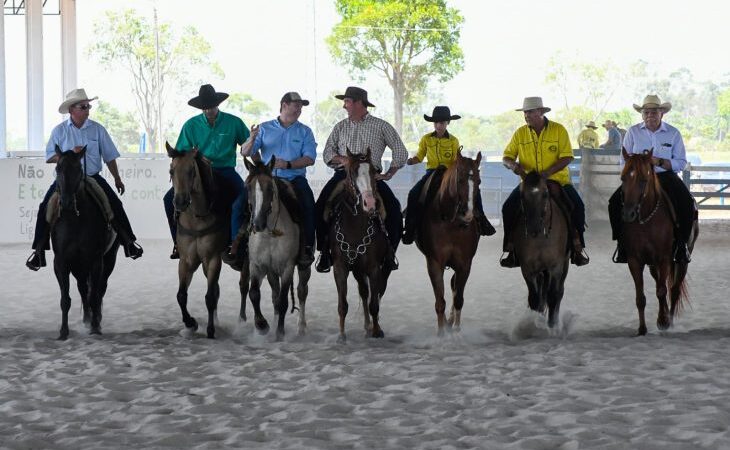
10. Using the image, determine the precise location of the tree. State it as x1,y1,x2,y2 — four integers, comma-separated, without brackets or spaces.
226,93,272,126
326,0,464,135
88,9,223,152
312,93,347,145
93,101,140,153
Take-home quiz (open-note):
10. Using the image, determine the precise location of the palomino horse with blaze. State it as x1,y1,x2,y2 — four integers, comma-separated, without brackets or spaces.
51,146,120,340
328,149,391,342
238,157,311,340
167,142,227,338
513,172,571,328
415,152,483,335
619,148,698,335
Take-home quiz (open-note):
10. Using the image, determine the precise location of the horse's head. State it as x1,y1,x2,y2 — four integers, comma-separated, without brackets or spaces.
167,142,210,213
520,171,551,238
55,144,86,212
621,148,659,223
244,156,277,232
344,148,378,213
438,150,482,223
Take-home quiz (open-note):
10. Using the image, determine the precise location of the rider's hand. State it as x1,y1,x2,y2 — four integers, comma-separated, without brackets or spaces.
375,172,393,181
249,124,260,139
406,157,419,166
115,177,125,195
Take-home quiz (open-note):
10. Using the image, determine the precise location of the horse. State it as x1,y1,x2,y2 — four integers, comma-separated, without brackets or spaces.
619,148,698,336
167,142,228,339
328,149,391,342
512,171,571,328
50,146,120,340
237,157,311,341
415,152,483,335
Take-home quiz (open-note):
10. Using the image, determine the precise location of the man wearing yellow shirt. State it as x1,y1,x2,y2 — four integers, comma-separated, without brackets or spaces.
577,121,600,149
500,97,589,267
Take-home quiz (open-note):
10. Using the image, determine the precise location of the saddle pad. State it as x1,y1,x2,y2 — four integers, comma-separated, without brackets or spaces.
46,177,114,225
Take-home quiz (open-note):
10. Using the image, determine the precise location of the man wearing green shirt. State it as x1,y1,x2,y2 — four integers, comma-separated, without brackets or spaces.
163,84,250,261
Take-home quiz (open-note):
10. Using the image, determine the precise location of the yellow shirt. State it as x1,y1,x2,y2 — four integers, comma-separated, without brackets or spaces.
503,119,574,186
577,128,600,149
415,132,461,170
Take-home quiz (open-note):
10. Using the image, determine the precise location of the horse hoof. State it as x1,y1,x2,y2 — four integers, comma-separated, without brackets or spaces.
207,327,216,339
657,319,671,331
337,334,347,344
57,333,69,341
371,329,384,339
255,320,270,335
437,328,445,337
276,331,285,342
637,327,647,336
185,319,199,331
297,327,306,337
89,327,102,335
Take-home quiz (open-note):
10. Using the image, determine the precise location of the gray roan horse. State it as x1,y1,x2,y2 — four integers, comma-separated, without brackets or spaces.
167,142,227,339
513,171,571,328
239,157,311,341
51,146,120,340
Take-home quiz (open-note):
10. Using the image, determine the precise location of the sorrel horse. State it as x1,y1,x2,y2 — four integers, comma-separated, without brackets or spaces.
238,157,311,340
513,171,571,328
619,148,698,335
329,149,391,342
51,146,120,340
415,152,483,335
167,142,227,339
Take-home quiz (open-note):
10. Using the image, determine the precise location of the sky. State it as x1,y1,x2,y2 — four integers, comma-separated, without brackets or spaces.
3,0,730,148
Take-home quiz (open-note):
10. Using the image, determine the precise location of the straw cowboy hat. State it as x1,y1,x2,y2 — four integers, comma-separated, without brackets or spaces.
58,88,98,114
424,106,461,122
334,86,375,108
585,121,598,129
633,94,672,113
188,84,229,110
516,96,551,113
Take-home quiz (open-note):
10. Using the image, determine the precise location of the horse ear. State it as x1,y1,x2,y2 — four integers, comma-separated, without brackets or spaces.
621,147,630,161
365,147,371,161
78,145,87,158
244,157,254,172
268,155,276,172
475,151,482,165
191,147,199,159
647,147,654,158
55,144,62,157
346,147,354,158
165,141,177,158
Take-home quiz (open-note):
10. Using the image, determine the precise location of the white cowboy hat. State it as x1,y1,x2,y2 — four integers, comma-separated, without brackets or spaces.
633,94,672,113
58,88,98,114
516,96,551,113
585,120,598,129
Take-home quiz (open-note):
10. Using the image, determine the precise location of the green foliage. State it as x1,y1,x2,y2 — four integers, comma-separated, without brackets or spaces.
226,93,272,126
326,0,464,134
87,9,223,152
93,101,140,153
312,93,347,145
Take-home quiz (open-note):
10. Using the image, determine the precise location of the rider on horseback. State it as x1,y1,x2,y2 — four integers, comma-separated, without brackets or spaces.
500,97,590,268
402,106,496,244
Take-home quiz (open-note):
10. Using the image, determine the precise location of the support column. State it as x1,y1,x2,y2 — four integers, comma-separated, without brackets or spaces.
0,8,6,154
60,0,77,98
26,0,44,151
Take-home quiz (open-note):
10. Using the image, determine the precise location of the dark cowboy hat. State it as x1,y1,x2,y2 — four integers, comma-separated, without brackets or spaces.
188,84,229,110
424,106,461,122
334,86,375,107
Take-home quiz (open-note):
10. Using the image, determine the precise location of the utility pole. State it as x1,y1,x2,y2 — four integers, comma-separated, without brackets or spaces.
154,6,163,153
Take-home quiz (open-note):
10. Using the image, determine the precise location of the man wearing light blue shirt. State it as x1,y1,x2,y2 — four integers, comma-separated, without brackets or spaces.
608,94,695,263
239,92,317,266
26,88,143,271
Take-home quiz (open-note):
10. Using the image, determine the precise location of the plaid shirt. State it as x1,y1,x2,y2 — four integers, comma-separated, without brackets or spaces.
322,113,408,172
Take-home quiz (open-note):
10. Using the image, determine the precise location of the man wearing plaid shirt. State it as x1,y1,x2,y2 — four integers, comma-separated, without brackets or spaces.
315,86,408,273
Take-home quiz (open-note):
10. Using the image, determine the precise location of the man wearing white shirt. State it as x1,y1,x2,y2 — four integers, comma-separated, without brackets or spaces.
608,94,695,263
25,88,143,271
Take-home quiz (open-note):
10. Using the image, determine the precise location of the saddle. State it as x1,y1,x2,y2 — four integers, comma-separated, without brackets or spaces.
275,178,304,225
46,176,114,225
323,179,386,221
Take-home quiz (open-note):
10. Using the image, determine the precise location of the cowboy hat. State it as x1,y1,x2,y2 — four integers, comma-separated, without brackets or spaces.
188,84,229,110
424,106,461,122
334,86,375,108
516,96,551,113
633,94,672,113
585,120,598,129
58,88,98,114
602,120,613,128
280,91,310,106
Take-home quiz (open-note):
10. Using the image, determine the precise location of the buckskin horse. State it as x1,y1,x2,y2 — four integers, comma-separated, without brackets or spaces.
619,148,698,335
238,157,311,340
414,152,483,335
327,149,391,342
51,146,120,340
167,142,227,339
512,171,571,328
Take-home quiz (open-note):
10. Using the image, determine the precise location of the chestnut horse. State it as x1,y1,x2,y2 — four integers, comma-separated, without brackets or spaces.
329,150,390,342
415,152,483,335
513,172,571,328
167,143,227,339
619,148,698,335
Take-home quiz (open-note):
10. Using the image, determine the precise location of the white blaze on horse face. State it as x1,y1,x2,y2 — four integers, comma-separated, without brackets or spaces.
467,170,475,214
253,180,263,219
356,164,376,212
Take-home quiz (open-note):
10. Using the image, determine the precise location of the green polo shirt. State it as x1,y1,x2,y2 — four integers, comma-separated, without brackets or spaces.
175,111,250,168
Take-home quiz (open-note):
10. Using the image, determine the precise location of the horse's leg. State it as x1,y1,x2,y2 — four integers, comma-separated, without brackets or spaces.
546,269,566,329
450,263,472,332
368,269,384,339
669,262,688,322
628,260,647,336
86,262,105,335
650,264,670,331
176,260,199,332
334,264,349,343
426,258,447,336
76,274,90,327
249,271,269,334
353,270,371,334
239,257,250,322
268,271,280,315
522,269,542,313
296,266,311,336
55,261,72,340
202,257,222,339
275,267,295,341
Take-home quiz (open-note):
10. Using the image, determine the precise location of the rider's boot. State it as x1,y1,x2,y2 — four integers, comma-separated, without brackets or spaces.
571,237,590,266
612,240,627,263
499,242,519,268
477,213,497,236
25,249,47,271
673,240,691,263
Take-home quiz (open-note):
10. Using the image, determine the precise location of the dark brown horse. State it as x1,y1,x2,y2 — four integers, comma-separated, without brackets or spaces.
513,172,571,328
619,148,698,336
415,152,482,335
329,149,390,342
167,142,227,339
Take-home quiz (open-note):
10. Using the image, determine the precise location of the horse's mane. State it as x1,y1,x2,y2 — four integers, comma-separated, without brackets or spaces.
437,162,460,202
194,155,217,201
523,171,543,189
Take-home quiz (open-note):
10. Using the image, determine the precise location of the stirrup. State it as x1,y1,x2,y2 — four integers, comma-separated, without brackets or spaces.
315,252,332,273
401,229,415,245
499,251,519,268
571,248,590,266
123,241,144,259
673,243,691,263
170,245,179,260
612,244,627,263
383,253,399,271
25,250,46,271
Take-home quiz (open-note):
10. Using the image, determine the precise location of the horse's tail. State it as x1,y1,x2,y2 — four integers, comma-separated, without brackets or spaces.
668,261,690,317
